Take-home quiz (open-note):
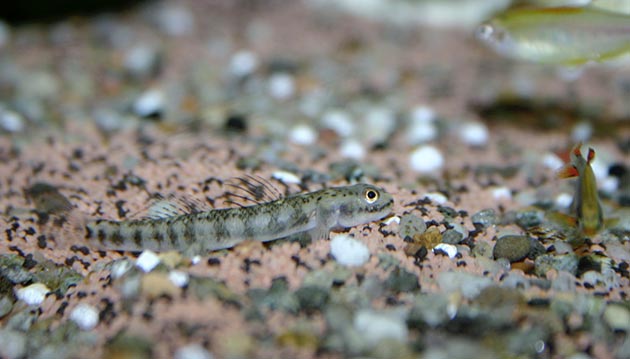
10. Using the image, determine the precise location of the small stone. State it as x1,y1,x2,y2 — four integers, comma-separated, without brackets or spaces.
491,186,512,201
0,110,25,133
272,170,301,184
541,152,564,170
0,296,13,318
229,50,259,78
136,250,161,273
571,121,592,143
268,72,295,100
168,270,189,288
174,343,214,359
437,272,493,299
385,268,420,292
423,192,448,204
441,229,463,244
515,210,543,229
535,253,579,276
410,226,442,251
339,139,365,160
555,193,573,209
493,235,532,263
434,243,458,259
133,89,164,118
398,214,427,239
124,45,161,79
288,124,317,146
471,208,497,228
459,121,489,147
70,303,99,330
353,309,408,344
407,121,437,144
155,4,195,36
410,105,436,124
321,109,355,137
410,145,444,174
295,285,329,312
330,235,370,267
0,329,26,359
364,107,396,145
15,283,49,306
603,304,630,331
141,272,180,298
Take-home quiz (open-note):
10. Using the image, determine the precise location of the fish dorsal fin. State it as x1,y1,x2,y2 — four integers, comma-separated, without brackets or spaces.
221,175,283,208
586,147,595,163
133,193,213,220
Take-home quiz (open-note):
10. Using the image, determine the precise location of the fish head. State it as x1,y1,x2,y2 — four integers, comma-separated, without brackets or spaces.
333,184,394,228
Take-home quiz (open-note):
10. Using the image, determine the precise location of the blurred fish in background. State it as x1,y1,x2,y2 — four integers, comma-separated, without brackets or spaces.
476,1,630,65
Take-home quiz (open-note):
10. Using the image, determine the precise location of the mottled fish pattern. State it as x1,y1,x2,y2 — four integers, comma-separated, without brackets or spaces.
84,184,394,253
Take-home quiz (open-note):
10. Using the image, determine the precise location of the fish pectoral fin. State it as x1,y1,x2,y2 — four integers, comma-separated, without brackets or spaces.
547,211,578,228
557,164,579,179
308,225,330,242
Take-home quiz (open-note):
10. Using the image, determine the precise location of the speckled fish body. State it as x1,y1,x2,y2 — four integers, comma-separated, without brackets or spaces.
558,144,603,235
591,0,630,15
476,6,630,65
84,184,394,253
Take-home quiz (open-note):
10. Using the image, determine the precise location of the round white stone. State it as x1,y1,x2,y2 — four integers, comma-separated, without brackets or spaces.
571,122,592,143
321,109,355,137
410,145,444,173
434,243,458,259
111,259,133,279
364,107,396,144
16,283,49,306
289,124,317,145
272,170,301,184
339,139,365,160
406,121,437,144
229,50,258,78
423,192,448,204
174,344,214,359
70,303,99,330
268,73,295,100
0,110,25,132
382,215,400,225
600,176,618,193
136,250,161,272
169,270,190,288
330,235,370,267
541,152,564,171
459,121,489,147
555,193,573,209
133,89,164,117
354,309,408,343
491,186,512,201
410,105,436,124
156,4,194,36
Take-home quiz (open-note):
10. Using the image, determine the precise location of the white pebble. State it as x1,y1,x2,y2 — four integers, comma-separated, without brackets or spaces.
191,256,202,265
111,259,133,279
364,107,396,144
491,186,512,201
155,4,194,36
590,157,609,182
174,343,214,359
136,250,161,272
382,215,400,225
555,193,573,209
268,73,295,100
541,152,564,171
289,124,317,145
133,89,164,117
330,235,370,267
339,139,365,160
321,109,355,137
423,192,448,204
124,45,159,77
229,50,258,78
410,145,444,174
0,110,25,132
70,303,99,330
459,121,489,147
600,176,618,193
272,170,301,184
15,283,49,306
354,310,408,343
434,243,458,259
169,270,190,288
406,121,437,144
410,105,436,124
571,122,592,143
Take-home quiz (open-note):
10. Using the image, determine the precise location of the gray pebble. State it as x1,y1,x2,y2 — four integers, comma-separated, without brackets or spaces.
442,229,464,244
0,296,13,318
515,210,543,229
398,214,427,239
471,208,497,228
295,285,329,312
535,253,579,276
493,235,532,262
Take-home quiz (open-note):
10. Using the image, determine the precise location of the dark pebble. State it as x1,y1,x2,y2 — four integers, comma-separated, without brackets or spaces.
493,235,532,262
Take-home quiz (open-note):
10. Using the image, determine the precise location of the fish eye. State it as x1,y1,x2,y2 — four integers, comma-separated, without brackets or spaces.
364,189,379,203
475,24,494,41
